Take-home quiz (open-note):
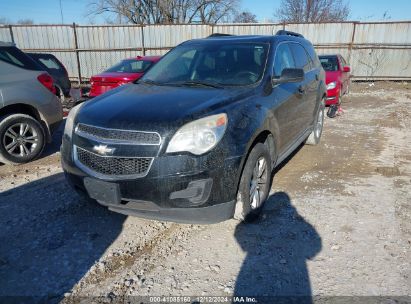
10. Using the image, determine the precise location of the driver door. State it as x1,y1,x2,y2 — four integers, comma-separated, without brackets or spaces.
270,42,304,153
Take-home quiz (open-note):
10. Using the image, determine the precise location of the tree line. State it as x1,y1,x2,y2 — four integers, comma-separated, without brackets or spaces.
87,0,350,24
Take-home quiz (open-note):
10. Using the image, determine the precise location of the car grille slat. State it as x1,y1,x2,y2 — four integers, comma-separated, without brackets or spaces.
76,123,161,145
75,146,152,178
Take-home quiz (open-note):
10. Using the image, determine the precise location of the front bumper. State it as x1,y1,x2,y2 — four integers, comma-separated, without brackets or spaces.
61,138,242,223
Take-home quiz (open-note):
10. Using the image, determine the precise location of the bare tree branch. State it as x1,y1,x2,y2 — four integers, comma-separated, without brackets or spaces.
233,11,257,23
275,0,350,22
87,0,239,24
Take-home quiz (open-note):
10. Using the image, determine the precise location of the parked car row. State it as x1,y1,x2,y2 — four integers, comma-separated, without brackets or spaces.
1,33,351,223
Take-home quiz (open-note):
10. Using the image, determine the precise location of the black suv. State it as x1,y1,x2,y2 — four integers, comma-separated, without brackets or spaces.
61,31,326,223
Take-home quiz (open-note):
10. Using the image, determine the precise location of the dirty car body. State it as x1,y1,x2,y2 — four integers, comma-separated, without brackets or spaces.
61,33,326,223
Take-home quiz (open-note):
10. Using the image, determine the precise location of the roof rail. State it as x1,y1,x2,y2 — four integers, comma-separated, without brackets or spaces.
276,30,304,38
207,33,234,38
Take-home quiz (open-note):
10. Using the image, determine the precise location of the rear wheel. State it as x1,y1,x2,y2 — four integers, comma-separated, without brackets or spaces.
0,114,45,164
306,99,325,146
234,143,272,222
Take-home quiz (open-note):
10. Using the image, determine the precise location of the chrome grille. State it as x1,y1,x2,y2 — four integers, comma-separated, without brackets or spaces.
76,123,161,145
75,146,152,178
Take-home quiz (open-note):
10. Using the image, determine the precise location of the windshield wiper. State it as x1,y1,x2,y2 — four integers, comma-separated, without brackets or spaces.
138,79,162,86
166,80,224,89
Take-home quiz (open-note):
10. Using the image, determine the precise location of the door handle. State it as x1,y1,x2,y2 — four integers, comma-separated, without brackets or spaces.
315,74,319,81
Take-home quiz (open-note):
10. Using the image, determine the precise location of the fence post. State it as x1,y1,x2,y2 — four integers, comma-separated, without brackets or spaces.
140,25,146,56
8,25,14,44
72,22,82,87
348,22,358,64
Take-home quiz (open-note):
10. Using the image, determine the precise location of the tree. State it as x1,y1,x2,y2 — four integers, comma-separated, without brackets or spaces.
17,19,34,25
233,11,257,23
275,0,350,23
0,17,12,24
87,0,239,24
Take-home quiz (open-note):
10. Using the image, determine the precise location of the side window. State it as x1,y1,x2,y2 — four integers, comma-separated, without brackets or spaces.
38,57,60,70
290,43,311,72
0,47,40,70
273,43,295,77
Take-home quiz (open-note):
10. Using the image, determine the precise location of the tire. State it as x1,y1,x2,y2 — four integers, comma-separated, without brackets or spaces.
306,99,325,146
0,114,45,164
234,143,272,222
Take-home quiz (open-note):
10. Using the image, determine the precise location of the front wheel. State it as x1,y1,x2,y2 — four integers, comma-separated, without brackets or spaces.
0,114,45,164
234,143,272,222
306,99,325,146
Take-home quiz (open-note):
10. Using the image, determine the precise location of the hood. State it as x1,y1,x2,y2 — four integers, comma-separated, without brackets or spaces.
91,72,144,82
77,83,252,131
325,71,341,84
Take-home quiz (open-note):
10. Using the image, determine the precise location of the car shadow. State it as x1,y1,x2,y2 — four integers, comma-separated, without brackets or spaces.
234,192,322,303
0,173,126,300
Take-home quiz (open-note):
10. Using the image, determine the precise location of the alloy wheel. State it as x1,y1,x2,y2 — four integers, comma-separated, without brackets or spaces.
315,106,324,138
2,123,39,158
249,157,268,209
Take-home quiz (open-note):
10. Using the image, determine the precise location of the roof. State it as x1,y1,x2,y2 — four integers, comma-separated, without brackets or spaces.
0,41,15,47
185,32,309,46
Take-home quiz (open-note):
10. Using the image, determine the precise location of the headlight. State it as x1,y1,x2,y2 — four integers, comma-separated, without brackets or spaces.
63,103,84,139
166,113,228,155
327,81,337,90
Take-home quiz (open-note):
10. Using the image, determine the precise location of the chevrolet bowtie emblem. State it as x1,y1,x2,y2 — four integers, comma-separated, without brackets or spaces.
93,145,115,155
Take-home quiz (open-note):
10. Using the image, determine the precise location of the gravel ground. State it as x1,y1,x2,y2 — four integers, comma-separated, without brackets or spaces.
0,82,410,303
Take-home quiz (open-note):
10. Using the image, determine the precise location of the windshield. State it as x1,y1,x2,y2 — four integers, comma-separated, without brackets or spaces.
141,42,269,87
319,56,339,72
105,59,154,73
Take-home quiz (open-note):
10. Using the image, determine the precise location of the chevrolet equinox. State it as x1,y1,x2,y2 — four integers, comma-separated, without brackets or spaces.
61,31,326,223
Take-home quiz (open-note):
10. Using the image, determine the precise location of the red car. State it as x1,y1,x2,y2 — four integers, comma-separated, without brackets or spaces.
319,54,351,106
89,56,161,97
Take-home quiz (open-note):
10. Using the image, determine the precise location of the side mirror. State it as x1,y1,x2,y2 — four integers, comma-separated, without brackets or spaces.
343,66,351,73
272,68,304,85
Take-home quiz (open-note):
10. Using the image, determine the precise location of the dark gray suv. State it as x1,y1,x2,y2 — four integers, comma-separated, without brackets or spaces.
62,31,326,223
0,42,63,164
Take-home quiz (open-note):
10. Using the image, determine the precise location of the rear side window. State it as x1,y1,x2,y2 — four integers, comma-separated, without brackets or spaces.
39,57,60,70
273,43,295,77
105,59,154,73
290,43,311,72
304,43,321,67
0,47,41,71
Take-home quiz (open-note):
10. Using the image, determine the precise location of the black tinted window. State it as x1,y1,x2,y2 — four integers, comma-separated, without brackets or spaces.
28,54,65,71
273,43,295,77
319,56,339,71
290,43,311,72
0,47,41,70
143,43,269,86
